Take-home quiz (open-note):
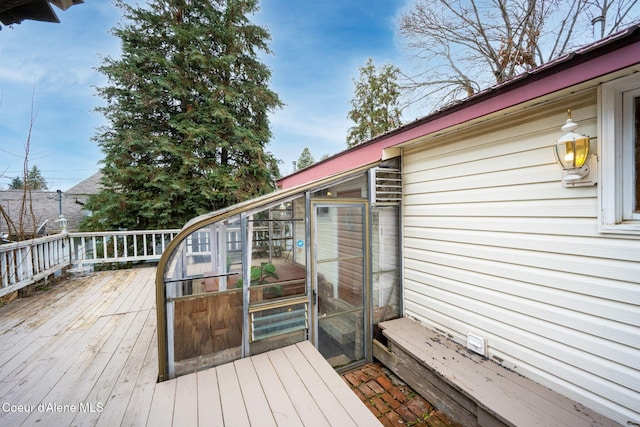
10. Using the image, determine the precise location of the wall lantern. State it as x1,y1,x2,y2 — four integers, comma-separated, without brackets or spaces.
56,215,68,232
553,109,596,187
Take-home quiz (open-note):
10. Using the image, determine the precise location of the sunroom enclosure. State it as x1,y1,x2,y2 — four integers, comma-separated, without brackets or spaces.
155,160,402,380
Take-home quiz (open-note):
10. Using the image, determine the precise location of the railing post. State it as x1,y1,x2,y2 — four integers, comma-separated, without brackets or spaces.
64,233,73,266
0,230,179,297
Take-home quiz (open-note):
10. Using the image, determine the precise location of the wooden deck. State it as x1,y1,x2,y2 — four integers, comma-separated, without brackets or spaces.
148,341,379,427
0,267,380,426
0,268,158,426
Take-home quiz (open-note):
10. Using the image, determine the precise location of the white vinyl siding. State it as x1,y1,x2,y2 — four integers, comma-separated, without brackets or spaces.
401,90,640,425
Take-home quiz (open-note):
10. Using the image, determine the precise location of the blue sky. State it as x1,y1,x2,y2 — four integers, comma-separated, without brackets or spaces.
0,0,413,191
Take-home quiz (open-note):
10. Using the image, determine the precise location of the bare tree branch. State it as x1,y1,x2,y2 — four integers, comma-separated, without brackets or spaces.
2,86,41,241
399,0,640,112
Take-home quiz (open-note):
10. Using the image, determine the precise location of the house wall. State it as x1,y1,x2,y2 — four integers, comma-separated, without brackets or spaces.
401,89,640,424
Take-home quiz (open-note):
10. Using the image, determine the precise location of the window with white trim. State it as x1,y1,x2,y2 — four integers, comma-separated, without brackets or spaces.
600,73,640,233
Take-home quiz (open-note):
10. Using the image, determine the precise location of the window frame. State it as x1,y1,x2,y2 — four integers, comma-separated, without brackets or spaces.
599,73,640,234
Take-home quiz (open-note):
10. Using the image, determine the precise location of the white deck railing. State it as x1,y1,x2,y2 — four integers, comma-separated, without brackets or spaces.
69,230,179,264
0,229,179,297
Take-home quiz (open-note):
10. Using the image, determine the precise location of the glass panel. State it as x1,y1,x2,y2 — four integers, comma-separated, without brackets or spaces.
311,172,368,199
371,206,401,341
161,193,308,377
246,196,307,305
163,215,242,297
318,309,364,367
315,204,366,368
163,215,244,376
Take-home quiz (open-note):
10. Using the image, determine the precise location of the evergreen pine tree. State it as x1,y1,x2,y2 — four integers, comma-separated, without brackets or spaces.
296,147,314,170
9,166,47,190
83,0,282,230
346,58,403,148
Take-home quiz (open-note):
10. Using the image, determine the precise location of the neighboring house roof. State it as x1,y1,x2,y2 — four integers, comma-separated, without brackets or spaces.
66,170,102,196
0,171,102,235
277,24,640,190
1,190,71,236
0,0,83,27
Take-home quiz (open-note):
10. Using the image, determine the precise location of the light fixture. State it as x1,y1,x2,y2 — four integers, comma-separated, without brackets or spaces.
56,215,68,232
553,109,596,186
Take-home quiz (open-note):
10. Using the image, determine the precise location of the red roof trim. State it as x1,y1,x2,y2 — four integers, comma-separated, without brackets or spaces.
278,25,640,189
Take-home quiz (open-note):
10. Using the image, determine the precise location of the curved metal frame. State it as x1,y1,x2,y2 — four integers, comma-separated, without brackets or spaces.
155,162,377,381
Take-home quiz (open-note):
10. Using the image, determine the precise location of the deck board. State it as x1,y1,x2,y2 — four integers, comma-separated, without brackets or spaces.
0,267,380,426
146,342,381,426
196,368,223,426
267,347,332,427
14,318,113,426
173,373,198,427
297,340,382,426
94,309,157,427
251,352,303,427
281,344,356,427
0,268,159,427
147,379,176,427
0,276,97,370
216,361,251,426
234,357,277,427
119,327,158,427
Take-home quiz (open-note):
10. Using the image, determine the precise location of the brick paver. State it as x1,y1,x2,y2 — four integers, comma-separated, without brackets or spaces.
342,363,463,427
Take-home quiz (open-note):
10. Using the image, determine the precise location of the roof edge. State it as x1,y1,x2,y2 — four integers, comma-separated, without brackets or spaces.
277,24,640,190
